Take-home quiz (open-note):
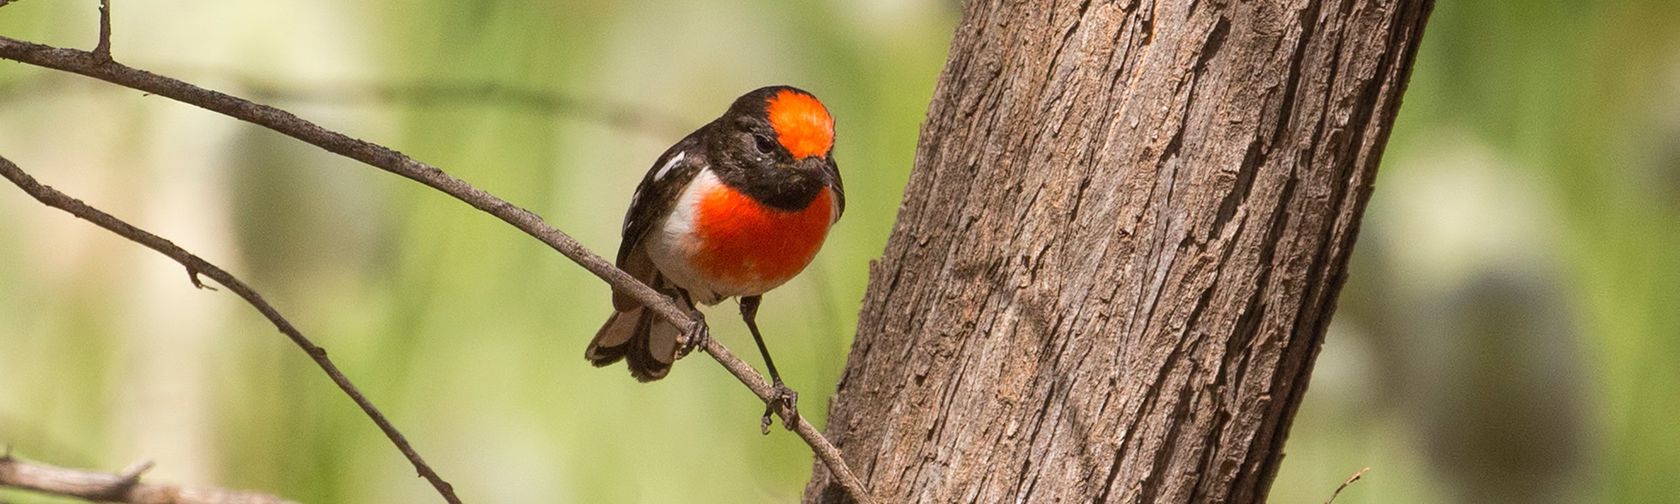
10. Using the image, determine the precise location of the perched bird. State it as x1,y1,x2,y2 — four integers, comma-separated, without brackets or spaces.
587,86,843,420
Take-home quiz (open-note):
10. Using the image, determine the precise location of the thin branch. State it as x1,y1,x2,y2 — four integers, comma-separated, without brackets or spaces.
0,71,690,138
0,453,298,504
93,0,111,61
0,36,875,503
237,79,693,137
1323,467,1371,504
0,154,461,504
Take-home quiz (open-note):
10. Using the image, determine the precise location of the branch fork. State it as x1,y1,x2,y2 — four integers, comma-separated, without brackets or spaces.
92,0,112,61
0,453,298,504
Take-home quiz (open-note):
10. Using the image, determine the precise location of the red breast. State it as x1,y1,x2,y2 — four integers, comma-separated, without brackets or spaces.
690,182,836,290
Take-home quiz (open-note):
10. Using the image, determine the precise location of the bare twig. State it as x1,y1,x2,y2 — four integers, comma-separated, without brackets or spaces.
0,154,461,504
112,459,155,484
0,71,689,138
237,79,693,137
93,0,111,61
0,453,298,504
1324,467,1371,504
0,36,875,503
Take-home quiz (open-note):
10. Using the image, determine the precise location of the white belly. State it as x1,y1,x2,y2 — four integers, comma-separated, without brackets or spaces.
642,170,756,304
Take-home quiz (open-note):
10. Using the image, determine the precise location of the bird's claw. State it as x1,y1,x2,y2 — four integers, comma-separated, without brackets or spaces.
677,311,709,358
759,381,799,435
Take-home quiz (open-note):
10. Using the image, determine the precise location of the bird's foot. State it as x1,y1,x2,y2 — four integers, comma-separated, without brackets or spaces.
677,310,709,359
759,380,799,435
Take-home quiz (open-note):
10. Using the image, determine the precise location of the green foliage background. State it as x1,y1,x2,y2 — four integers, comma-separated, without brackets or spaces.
0,1,1674,502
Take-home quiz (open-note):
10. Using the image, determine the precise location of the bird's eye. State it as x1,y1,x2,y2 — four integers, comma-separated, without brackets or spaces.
753,134,777,155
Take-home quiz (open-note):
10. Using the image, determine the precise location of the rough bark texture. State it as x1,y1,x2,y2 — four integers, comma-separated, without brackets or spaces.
806,0,1432,502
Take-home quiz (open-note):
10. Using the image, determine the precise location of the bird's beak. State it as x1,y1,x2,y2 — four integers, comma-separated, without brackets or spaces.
794,153,832,173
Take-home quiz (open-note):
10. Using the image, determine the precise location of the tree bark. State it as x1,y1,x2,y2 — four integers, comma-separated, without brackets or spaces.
807,0,1432,502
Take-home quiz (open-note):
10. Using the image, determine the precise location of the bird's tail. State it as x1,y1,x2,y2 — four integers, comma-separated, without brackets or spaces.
586,306,680,382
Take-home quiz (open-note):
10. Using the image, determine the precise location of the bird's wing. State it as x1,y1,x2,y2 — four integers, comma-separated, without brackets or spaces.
612,136,705,312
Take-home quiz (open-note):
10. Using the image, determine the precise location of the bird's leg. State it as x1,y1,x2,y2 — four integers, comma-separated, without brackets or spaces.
740,295,797,434
674,287,708,358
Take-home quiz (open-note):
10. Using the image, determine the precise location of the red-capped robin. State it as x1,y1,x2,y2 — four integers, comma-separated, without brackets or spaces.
587,86,842,424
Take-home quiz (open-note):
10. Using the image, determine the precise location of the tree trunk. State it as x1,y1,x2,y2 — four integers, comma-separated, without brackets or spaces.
806,0,1432,502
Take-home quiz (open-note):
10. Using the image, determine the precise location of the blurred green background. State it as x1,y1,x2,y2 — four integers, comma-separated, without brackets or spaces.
0,1,1674,503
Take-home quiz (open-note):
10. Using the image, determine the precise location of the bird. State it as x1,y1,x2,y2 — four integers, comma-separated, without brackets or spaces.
586,85,843,424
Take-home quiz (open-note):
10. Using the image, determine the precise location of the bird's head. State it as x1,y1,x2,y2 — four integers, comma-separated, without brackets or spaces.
717,86,836,176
